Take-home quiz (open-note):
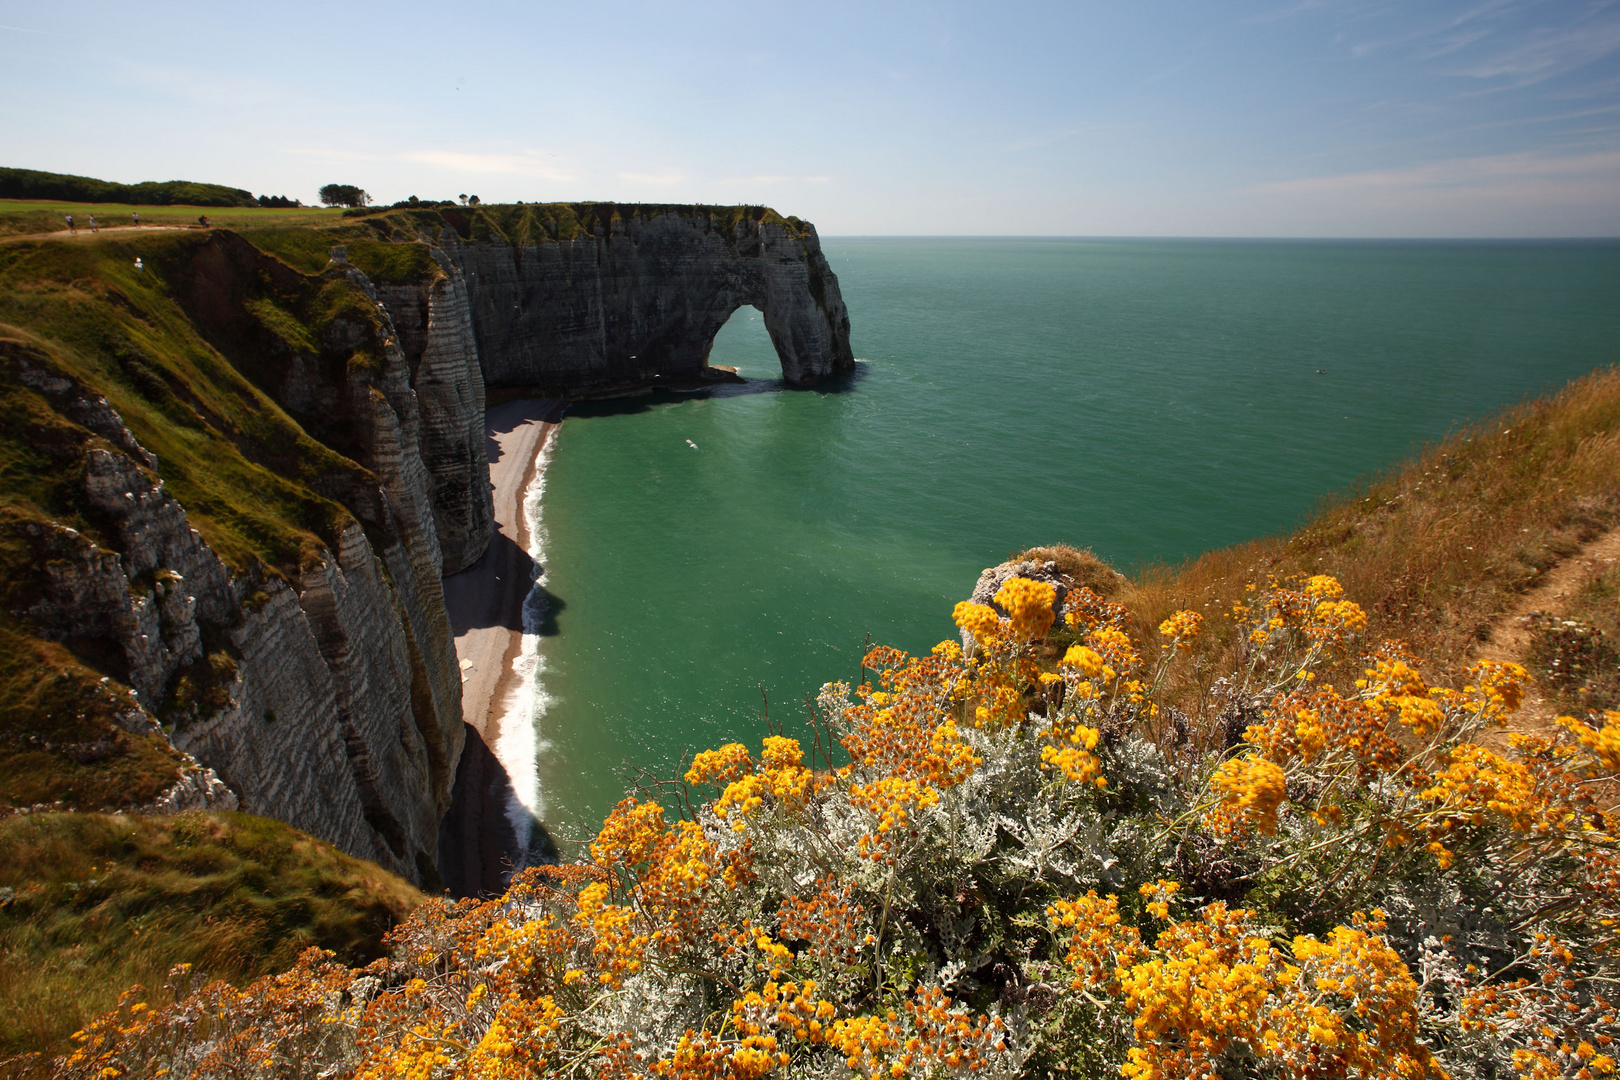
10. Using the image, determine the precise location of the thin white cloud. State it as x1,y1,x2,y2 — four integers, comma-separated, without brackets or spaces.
1347,0,1521,60
285,145,576,182
1451,17,1620,88
401,150,573,181
0,23,55,34
1002,128,1081,154
617,171,684,185
713,174,833,186
1249,148,1620,195
118,62,318,110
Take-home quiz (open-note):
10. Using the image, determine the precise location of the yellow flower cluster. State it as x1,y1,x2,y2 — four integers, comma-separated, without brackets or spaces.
695,736,817,831
1206,755,1288,836
1062,643,1109,681
573,881,648,984
1157,609,1203,651
1049,891,1436,1080
1558,709,1620,773
685,742,751,786
848,775,941,857
997,576,1058,640
1237,574,1367,661
827,985,1010,1079
1041,722,1105,785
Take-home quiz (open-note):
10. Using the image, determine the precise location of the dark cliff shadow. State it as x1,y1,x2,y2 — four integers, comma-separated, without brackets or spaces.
564,366,865,419
442,531,565,635
438,722,558,899
483,398,567,466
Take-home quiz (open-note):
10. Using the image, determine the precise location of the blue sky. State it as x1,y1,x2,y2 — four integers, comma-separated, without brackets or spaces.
2,0,1617,235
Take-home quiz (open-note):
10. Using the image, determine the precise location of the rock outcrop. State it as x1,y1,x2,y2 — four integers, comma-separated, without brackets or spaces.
428,208,854,392
8,235,472,884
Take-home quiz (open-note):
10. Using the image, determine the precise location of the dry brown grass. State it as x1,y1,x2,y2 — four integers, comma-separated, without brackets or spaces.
1011,543,1129,598
1054,367,1620,739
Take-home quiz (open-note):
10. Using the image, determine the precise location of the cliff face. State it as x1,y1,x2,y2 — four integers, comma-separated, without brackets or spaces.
151,234,472,881
0,229,476,885
371,249,493,575
430,209,854,391
1,201,852,887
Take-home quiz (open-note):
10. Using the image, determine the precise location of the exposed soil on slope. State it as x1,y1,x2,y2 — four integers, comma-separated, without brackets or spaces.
1475,524,1620,736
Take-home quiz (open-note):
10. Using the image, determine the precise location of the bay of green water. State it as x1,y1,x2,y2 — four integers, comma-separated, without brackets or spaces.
527,238,1620,840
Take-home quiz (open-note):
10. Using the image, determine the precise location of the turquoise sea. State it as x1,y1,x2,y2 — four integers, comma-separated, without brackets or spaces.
522,238,1620,841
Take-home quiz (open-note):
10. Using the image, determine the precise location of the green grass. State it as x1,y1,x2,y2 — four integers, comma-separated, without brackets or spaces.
0,810,425,1073
340,200,810,248
0,199,344,238
0,233,375,573
241,225,445,285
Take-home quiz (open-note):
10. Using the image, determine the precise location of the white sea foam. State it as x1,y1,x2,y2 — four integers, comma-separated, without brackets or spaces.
491,423,558,866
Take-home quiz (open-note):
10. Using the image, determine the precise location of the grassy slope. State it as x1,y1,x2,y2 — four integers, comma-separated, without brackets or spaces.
0,810,424,1072
1022,366,1620,741
0,200,345,238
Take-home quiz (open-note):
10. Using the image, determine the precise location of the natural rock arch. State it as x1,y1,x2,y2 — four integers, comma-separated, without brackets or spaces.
436,206,855,392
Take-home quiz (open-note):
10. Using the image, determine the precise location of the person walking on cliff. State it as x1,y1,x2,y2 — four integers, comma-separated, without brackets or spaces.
65,214,75,234
88,214,98,233
132,211,140,228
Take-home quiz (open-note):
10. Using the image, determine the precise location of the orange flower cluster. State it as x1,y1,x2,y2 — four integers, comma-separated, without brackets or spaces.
1157,609,1203,652
1233,574,1368,694
1205,595,1562,868
826,986,1011,1079
775,879,873,977
1458,932,1620,1080
1205,755,1288,836
685,736,820,832
1048,889,1437,1080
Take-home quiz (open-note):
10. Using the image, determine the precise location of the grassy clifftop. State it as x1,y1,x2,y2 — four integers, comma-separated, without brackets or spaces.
337,200,814,247
1103,365,1620,730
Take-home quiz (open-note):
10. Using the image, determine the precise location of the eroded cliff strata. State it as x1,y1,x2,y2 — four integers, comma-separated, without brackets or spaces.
0,201,852,887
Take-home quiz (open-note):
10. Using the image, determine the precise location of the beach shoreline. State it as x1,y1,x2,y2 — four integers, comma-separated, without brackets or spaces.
444,400,561,738
438,398,563,895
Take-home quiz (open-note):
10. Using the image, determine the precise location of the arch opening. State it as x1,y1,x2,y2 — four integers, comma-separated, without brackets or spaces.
702,303,781,381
